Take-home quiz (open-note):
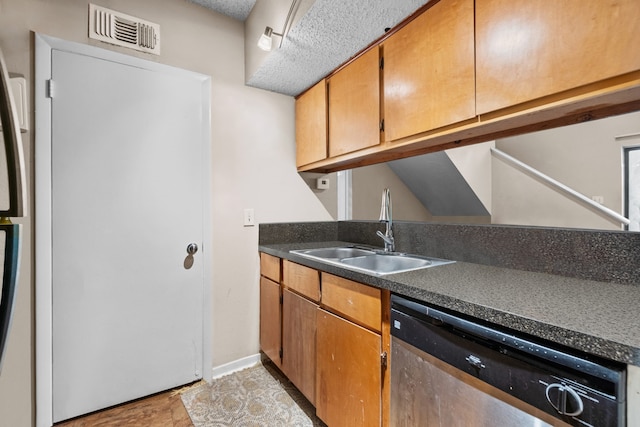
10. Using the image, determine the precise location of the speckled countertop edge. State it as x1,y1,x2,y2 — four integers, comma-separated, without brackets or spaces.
260,241,640,367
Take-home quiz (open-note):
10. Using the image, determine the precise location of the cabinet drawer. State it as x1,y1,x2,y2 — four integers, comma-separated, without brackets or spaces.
283,260,321,302
260,252,281,282
321,273,381,333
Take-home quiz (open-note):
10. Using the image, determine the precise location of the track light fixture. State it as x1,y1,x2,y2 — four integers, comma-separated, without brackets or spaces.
257,26,282,52
257,0,300,52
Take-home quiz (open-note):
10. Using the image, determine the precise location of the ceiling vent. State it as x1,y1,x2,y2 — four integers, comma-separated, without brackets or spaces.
89,4,160,55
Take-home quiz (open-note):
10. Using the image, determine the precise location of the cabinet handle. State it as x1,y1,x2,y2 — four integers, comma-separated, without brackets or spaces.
381,351,388,368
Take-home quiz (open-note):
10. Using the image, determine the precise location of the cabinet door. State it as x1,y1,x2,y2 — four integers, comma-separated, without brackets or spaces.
383,0,475,142
316,308,382,427
476,0,640,115
296,80,327,167
282,289,317,405
259,276,282,368
328,47,381,157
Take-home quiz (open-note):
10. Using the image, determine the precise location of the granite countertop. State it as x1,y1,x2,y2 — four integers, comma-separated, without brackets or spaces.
259,241,640,367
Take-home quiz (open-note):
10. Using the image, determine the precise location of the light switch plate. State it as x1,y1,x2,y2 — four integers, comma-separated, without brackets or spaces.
243,208,255,226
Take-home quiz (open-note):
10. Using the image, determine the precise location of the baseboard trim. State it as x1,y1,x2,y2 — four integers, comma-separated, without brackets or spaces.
211,353,261,380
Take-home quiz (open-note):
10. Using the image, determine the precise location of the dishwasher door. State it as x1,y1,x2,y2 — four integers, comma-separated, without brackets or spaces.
390,295,625,427
391,336,570,427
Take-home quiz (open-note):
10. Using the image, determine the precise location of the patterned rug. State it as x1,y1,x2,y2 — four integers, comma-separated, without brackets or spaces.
181,361,326,426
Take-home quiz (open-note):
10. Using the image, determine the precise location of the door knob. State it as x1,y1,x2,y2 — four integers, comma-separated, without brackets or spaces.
186,243,198,255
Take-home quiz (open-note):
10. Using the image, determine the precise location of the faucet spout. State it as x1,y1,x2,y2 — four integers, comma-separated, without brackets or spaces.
378,188,395,252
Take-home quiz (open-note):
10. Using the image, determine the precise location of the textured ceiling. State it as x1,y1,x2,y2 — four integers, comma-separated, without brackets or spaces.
247,0,430,96
192,0,430,97
188,0,256,21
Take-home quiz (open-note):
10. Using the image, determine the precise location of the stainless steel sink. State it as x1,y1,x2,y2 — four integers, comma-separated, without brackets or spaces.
290,247,454,275
340,254,432,274
292,247,375,260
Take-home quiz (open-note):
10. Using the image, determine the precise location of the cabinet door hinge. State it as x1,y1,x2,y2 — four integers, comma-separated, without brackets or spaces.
380,119,385,132
381,351,388,368
46,79,55,98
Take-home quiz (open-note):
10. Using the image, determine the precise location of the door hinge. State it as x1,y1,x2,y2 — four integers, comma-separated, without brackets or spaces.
380,119,385,132
46,79,55,98
380,57,384,70
381,351,388,368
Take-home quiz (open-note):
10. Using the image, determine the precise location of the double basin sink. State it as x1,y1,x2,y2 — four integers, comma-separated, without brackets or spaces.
290,246,454,276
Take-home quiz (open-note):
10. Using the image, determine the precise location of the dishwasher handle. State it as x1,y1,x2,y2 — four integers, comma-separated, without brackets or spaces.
546,383,584,417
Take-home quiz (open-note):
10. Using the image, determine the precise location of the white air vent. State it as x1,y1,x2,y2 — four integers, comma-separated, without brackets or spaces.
89,4,160,55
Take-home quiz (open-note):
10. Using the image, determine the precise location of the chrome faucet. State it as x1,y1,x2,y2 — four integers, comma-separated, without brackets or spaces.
377,188,395,252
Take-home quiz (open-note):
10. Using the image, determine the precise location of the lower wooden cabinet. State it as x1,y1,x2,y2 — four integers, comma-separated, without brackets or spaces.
282,288,317,405
316,308,382,427
260,254,388,426
259,276,282,369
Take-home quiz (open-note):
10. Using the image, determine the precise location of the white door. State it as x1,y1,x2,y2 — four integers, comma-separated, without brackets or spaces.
50,47,210,422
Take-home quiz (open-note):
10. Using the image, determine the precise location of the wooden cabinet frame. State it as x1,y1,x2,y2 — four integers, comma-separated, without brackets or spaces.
260,255,392,426
295,0,640,174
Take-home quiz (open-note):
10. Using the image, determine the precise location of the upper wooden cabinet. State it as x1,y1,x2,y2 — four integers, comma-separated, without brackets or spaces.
383,0,476,142
295,80,327,167
328,47,381,157
476,0,640,115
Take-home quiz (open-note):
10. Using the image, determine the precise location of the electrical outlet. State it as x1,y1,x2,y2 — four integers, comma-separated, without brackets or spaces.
243,208,255,227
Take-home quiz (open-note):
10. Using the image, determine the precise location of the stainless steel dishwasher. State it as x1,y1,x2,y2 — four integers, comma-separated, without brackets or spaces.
390,294,626,427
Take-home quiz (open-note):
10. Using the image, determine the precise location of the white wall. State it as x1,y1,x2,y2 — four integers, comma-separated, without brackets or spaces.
0,0,331,424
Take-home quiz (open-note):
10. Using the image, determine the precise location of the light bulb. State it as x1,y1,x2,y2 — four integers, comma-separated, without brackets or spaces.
257,26,274,51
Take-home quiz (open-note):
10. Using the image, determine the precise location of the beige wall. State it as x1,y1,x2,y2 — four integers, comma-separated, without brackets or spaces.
300,172,339,219
352,163,432,222
493,111,640,230
446,141,493,215
0,0,331,424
